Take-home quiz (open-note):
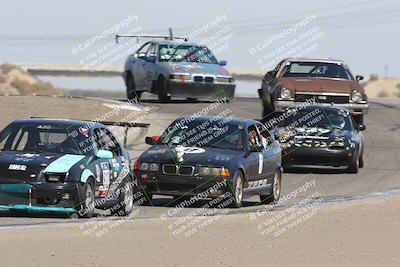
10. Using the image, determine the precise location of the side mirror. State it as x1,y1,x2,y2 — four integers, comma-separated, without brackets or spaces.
219,60,227,66
249,144,263,152
145,136,159,145
264,71,277,83
358,124,366,131
144,55,156,63
96,150,113,159
356,75,364,81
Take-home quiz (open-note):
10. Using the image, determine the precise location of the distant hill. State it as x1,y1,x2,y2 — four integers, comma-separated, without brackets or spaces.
364,77,400,98
0,64,67,96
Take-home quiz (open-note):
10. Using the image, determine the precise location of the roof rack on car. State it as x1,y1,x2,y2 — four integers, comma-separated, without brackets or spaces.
115,28,188,43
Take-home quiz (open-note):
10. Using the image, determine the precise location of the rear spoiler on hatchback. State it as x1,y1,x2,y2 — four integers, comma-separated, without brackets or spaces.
99,120,149,147
30,117,150,147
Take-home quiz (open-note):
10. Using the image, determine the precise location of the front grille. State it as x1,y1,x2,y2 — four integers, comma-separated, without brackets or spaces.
162,164,194,176
178,166,194,176
193,76,215,83
193,76,203,82
204,76,214,83
295,93,349,104
162,164,177,175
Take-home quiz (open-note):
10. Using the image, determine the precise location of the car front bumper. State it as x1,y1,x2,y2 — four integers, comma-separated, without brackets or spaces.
0,182,82,211
135,171,231,197
282,146,356,169
168,80,236,100
274,100,369,114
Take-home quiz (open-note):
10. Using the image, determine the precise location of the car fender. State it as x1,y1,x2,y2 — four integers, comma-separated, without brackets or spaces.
80,169,95,184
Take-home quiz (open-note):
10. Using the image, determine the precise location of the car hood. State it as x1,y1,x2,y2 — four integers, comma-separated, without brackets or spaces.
0,151,85,183
139,145,243,166
165,62,232,76
277,77,363,94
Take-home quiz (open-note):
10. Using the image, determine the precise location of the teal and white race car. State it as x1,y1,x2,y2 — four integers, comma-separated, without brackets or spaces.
0,118,148,218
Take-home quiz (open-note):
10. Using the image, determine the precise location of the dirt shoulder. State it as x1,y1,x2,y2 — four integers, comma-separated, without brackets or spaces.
0,195,399,267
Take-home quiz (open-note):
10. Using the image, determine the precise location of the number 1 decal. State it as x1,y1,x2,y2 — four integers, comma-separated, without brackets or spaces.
258,153,263,174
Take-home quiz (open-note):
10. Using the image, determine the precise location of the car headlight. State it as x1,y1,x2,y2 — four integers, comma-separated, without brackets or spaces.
351,91,363,103
198,167,230,177
140,162,149,171
149,163,159,172
280,88,293,99
216,77,233,83
45,172,67,182
139,162,159,171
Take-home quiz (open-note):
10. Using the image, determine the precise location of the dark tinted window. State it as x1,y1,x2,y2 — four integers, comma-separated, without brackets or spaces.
159,119,244,151
0,123,86,154
159,45,218,64
279,109,353,131
280,62,354,80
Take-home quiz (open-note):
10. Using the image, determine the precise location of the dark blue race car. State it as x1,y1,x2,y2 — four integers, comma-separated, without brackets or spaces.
134,116,282,207
0,118,148,218
274,105,365,173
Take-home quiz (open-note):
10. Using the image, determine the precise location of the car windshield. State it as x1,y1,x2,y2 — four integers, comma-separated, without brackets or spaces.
279,62,355,80
159,44,218,64
158,119,244,151
279,109,353,131
0,123,87,155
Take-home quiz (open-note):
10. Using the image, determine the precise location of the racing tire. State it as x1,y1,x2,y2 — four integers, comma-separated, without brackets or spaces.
111,178,134,217
262,101,278,123
228,171,244,208
347,152,359,174
359,150,364,168
157,76,170,102
354,114,364,125
260,170,281,204
126,73,142,101
78,181,95,218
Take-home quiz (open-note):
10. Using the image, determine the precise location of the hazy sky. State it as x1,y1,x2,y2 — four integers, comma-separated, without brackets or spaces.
0,0,399,76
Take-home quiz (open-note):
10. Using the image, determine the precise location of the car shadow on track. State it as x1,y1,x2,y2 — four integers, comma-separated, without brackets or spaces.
143,197,261,209
0,210,71,219
117,99,217,104
283,167,350,174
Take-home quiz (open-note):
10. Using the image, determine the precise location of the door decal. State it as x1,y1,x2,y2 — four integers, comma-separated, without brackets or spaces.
100,162,110,190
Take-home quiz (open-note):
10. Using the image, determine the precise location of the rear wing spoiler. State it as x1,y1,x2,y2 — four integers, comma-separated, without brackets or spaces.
30,117,150,147
99,121,150,147
115,28,188,43
97,121,150,147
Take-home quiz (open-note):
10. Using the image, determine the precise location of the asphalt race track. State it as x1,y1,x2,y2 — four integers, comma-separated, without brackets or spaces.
0,96,399,228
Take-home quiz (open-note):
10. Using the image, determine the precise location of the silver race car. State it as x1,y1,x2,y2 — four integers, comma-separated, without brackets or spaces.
117,30,236,102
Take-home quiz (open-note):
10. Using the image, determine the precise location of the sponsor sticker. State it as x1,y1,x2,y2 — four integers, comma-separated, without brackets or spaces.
100,162,110,190
95,164,101,182
9,164,27,171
